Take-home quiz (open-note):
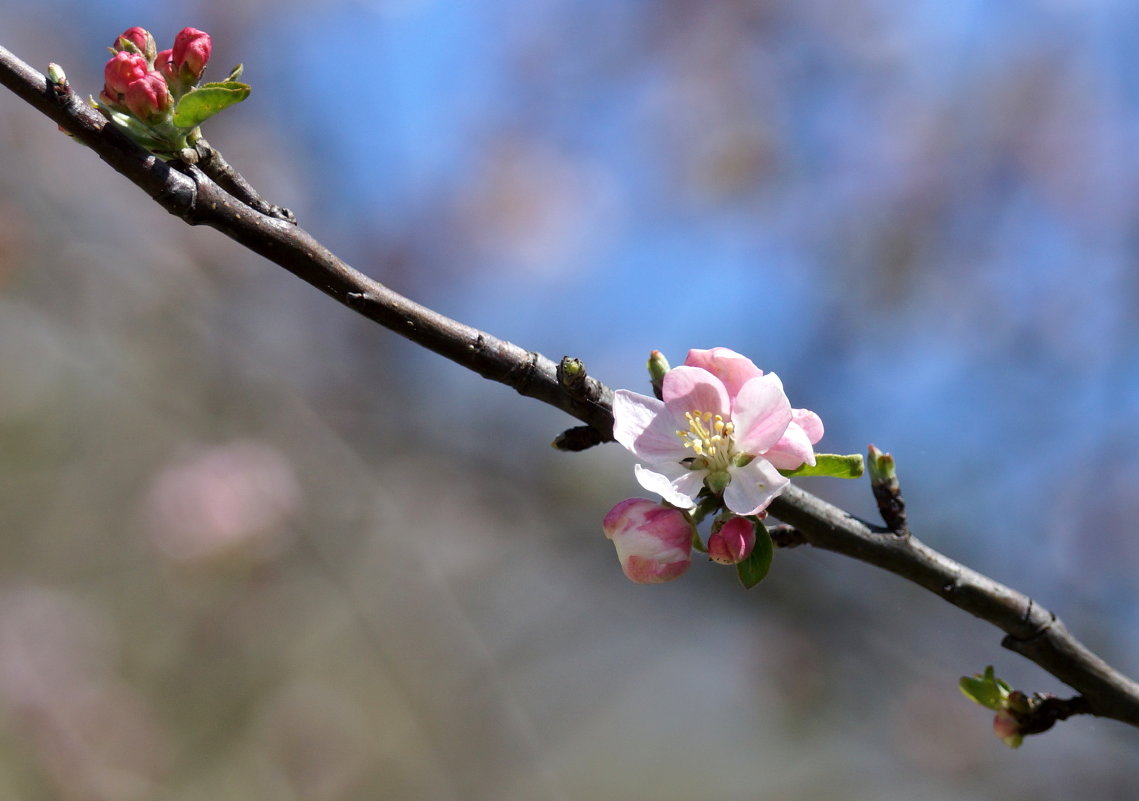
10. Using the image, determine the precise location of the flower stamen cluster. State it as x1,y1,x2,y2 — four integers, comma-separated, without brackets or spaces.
678,410,736,470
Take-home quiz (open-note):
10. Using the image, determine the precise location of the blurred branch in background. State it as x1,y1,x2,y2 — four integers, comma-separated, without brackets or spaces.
4,5,1139,797
2,40,1138,744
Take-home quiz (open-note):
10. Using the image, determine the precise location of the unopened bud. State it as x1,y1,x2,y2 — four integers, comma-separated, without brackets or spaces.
115,27,157,63
47,63,67,86
647,350,670,400
103,51,149,100
992,709,1023,748
867,444,897,486
707,516,756,565
868,444,907,534
172,27,212,82
602,499,694,584
123,71,172,123
156,48,175,82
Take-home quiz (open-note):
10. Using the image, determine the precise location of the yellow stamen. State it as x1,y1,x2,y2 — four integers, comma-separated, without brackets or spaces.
677,410,736,470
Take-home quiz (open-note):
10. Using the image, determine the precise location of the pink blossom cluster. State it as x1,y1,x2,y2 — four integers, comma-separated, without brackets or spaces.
100,27,212,123
603,347,823,584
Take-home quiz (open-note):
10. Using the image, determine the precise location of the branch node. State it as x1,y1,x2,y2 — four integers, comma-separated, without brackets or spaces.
1009,691,1092,738
557,355,603,403
508,351,542,394
867,444,909,535
557,356,586,390
193,137,297,223
768,524,807,548
552,425,605,452
1002,605,1055,643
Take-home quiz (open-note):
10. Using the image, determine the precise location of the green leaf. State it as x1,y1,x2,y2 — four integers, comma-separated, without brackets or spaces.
959,666,1011,710
224,63,245,83
737,520,773,589
172,81,251,129
779,453,865,479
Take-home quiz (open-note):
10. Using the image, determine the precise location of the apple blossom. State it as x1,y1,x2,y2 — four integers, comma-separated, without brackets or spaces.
707,516,756,565
602,498,694,584
613,347,823,516
684,347,823,471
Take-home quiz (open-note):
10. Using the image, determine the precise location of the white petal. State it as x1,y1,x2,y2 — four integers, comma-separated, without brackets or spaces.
634,463,702,510
613,390,688,461
722,458,789,515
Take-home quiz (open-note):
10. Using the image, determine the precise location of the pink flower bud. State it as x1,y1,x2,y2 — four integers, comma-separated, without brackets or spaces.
992,709,1023,748
114,27,156,62
156,49,175,82
602,499,693,584
103,51,149,100
707,516,756,565
123,71,172,123
171,27,211,81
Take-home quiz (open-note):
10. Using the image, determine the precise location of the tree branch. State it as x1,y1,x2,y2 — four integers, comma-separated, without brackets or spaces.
3,45,1138,733
767,487,1139,726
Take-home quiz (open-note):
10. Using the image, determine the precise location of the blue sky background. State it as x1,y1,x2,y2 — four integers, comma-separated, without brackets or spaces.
2,1,1139,798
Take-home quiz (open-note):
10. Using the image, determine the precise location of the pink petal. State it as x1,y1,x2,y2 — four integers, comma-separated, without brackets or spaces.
623,552,691,583
602,499,693,584
661,366,730,417
707,516,756,565
762,422,817,470
683,348,763,400
731,374,793,454
791,408,824,443
722,458,789,515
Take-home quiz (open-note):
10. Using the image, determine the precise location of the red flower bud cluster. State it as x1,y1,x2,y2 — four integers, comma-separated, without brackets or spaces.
100,27,212,123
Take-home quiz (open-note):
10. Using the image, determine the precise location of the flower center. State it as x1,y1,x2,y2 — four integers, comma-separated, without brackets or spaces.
677,410,736,470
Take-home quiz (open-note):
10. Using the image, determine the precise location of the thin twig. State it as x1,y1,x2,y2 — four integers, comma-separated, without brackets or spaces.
3,45,1138,732
193,136,296,222
767,486,1139,726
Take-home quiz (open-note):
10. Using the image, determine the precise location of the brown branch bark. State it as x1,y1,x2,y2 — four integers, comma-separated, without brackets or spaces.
4,45,1138,732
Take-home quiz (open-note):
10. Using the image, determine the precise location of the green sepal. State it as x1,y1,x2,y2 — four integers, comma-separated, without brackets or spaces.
959,666,1012,710
689,492,722,526
691,528,707,554
779,453,864,479
114,38,143,56
172,81,251,129
100,107,184,152
736,519,773,589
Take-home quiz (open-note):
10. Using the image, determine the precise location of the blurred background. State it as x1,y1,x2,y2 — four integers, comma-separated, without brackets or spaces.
2,1,1139,798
